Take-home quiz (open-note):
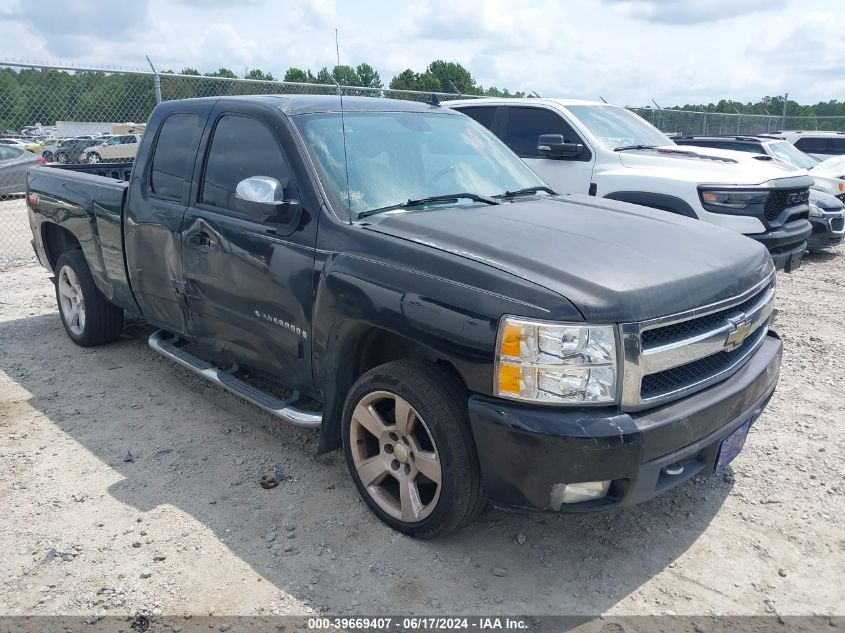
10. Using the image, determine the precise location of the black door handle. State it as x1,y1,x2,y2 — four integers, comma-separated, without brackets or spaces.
187,232,216,253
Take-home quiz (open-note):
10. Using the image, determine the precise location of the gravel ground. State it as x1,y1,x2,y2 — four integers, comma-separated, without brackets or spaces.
0,250,843,620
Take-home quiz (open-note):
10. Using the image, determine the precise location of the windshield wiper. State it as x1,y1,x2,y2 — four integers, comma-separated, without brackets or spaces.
495,185,557,199
613,144,658,151
357,192,499,219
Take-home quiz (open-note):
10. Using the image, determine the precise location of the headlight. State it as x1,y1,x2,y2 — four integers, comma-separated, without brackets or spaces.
809,203,824,218
699,189,768,209
495,317,618,404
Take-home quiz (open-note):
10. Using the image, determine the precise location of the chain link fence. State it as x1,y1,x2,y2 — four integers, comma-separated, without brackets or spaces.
0,62,477,266
630,108,845,136
3,61,845,267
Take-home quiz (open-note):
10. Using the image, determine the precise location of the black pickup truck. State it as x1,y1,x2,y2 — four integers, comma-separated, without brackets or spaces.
27,95,782,538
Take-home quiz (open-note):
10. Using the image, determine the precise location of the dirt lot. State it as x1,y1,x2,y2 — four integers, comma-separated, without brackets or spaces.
0,249,843,620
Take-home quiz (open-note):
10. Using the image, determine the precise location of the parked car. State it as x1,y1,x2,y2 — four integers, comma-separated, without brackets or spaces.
673,135,845,201
53,138,103,164
0,137,41,153
79,134,141,163
0,138,29,148
807,190,845,251
40,138,70,162
0,145,39,196
445,98,813,271
812,155,845,180
769,131,845,160
28,95,783,538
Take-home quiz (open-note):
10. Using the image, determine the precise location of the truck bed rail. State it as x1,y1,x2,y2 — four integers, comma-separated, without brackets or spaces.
50,161,134,182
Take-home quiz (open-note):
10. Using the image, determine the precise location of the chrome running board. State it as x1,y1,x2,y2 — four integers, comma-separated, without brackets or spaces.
148,330,321,429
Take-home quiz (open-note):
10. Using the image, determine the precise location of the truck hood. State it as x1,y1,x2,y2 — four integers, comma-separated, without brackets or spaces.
364,195,773,323
811,156,845,180
616,145,807,185
809,173,845,197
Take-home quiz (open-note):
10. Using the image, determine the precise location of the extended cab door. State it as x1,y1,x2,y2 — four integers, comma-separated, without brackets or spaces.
499,106,595,195
124,107,211,335
180,103,317,390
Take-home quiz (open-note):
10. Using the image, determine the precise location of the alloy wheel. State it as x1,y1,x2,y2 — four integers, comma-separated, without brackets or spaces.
58,265,86,336
350,390,443,523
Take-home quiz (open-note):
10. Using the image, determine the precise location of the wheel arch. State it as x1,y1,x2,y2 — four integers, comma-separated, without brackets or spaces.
41,221,82,272
317,321,468,454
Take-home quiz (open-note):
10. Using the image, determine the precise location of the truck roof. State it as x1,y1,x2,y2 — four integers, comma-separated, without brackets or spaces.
443,97,609,108
156,94,460,117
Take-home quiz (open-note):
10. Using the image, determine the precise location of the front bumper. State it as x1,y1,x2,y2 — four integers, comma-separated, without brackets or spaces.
807,211,845,250
468,332,782,513
749,220,811,271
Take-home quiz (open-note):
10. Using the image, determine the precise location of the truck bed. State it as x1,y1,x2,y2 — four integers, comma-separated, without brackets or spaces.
50,161,134,182
27,164,138,313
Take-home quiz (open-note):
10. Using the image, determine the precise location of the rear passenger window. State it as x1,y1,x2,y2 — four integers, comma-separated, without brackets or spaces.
150,113,201,202
503,107,581,158
459,107,497,131
794,137,829,154
201,115,290,210
829,138,845,154
726,143,763,153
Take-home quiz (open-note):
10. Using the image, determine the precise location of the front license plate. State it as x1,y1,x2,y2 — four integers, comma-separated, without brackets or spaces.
785,251,803,272
715,420,751,472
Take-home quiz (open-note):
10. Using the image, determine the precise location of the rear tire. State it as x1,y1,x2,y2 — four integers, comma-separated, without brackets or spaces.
54,250,123,346
56,152,68,164
342,359,485,538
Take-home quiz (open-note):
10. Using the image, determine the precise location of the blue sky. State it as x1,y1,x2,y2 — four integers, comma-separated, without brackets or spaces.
1,0,842,106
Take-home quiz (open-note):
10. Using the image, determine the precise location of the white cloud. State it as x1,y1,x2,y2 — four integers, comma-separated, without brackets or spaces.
603,0,788,25
0,0,841,106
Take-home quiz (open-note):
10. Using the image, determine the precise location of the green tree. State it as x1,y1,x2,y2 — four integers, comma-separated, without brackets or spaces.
180,68,200,76
426,60,479,94
388,69,418,91
315,67,336,85
355,63,382,88
388,61,482,94
388,68,440,92
331,65,360,86
245,69,275,81
204,68,237,79
283,67,317,83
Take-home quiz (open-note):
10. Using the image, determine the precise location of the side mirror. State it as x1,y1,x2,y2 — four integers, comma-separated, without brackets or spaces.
234,176,300,228
537,134,584,159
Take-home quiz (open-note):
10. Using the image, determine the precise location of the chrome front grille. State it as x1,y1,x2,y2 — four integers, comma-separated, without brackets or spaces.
640,281,773,348
620,273,775,410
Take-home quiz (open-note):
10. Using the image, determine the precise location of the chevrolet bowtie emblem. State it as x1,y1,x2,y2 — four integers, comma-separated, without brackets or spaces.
725,314,753,349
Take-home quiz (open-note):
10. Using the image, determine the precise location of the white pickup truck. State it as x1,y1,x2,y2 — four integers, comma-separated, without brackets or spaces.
445,98,813,271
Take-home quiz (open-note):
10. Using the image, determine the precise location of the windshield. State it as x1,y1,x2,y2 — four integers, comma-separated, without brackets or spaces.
293,111,545,219
768,140,819,169
565,105,671,150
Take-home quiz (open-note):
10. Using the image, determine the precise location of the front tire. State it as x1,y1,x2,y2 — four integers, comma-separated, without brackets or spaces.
54,250,124,346
56,152,68,164
87,152,101,164
342,360,485,538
